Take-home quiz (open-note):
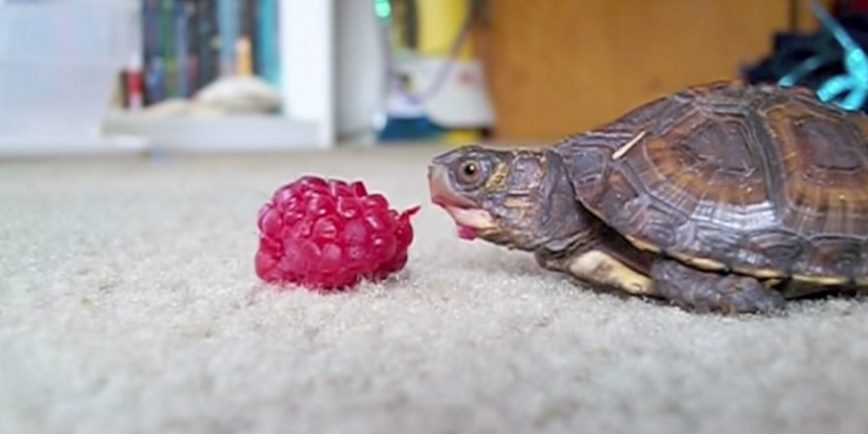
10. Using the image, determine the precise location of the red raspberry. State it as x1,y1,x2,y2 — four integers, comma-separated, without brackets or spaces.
254,175,420,291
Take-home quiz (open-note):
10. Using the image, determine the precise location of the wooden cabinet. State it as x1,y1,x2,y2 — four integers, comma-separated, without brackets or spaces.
476,0,828,141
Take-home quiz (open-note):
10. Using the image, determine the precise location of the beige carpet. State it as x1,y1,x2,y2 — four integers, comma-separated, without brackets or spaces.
3,145,868,434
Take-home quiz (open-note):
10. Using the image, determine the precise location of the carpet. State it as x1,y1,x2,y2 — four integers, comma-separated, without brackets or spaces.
2,145,868,434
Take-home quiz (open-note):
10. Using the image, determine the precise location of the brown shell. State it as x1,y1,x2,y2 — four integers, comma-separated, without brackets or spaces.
556,81,868,285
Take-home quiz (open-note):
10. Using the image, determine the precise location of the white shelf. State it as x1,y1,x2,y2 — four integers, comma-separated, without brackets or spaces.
0,136,148,158
103,111,326,153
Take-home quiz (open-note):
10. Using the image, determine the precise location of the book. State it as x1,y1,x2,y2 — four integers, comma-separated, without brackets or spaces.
184,0,200,95
160,0,177,98
138,0,279,106
174,0,189,97
256,0,280,86
217,0,239,77
195,0,219,88
142,0,164,104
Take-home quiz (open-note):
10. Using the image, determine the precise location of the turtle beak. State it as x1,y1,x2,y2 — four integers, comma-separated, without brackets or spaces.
428,164,497,240
428,165,475,209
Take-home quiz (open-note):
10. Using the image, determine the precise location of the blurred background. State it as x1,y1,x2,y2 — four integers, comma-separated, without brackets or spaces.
1,0,867,157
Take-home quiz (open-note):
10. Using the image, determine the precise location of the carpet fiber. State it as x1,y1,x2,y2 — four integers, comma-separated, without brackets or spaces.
3,146,868,434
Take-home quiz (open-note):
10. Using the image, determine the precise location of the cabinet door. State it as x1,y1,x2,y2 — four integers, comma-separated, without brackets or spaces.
478,0,826,140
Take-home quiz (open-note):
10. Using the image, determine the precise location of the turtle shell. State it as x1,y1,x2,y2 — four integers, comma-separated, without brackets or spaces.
556,81,868,286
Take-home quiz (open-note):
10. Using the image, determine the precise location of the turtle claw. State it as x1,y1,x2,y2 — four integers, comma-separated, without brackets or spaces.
712,275,787,314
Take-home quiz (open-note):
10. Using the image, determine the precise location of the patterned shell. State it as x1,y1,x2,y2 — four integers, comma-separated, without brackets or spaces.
556,81,868,286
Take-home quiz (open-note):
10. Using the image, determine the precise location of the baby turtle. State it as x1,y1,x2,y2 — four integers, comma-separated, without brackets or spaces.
428,81,868,314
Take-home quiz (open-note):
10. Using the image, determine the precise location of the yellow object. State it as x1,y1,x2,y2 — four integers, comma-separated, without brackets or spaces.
444,129,481,144
235,37,253,76
416,0,472,59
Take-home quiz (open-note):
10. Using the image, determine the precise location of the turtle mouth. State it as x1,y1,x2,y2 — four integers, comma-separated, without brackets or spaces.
440,206,496,240
428,165,497,240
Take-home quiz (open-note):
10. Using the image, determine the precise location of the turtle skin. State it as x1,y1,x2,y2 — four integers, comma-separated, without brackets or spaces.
556,80,868,298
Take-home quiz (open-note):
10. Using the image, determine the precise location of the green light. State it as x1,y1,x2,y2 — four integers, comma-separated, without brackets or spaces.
375,0,391,18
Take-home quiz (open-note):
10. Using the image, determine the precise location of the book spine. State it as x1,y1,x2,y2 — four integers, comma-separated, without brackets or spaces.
174,0,189,97
195,0,218,88
160,0,177,98
217,0,239,77
243,0,260,74
185,0,200,95
256,0,280,86
248,0,260,76
142,0,164,105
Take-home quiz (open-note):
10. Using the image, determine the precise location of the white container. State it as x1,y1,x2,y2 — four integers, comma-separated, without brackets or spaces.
0,0,141,155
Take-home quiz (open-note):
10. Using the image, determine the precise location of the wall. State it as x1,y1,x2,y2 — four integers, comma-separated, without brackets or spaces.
476,0,830,141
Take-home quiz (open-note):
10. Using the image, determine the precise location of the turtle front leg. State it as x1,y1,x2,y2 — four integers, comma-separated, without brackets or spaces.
650,259,786,314
536,246,658,298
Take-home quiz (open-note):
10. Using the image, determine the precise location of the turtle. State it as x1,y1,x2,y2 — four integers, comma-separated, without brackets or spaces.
427,80,868,314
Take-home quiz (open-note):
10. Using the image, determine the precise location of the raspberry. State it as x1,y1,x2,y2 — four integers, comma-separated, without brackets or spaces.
255,175,419,291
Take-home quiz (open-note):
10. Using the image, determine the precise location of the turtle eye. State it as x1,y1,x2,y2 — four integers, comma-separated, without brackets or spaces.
458,160,483,185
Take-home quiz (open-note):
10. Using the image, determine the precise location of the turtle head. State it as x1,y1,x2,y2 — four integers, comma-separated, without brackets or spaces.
428,145,596,251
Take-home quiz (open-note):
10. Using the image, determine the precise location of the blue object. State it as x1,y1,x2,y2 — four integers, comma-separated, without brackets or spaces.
256,0,280,86
217,0,239,76
778,2,868,111
376,116,444,142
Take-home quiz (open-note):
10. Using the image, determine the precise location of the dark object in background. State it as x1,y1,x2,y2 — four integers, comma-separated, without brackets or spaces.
743,1,868,112
839,0,868,14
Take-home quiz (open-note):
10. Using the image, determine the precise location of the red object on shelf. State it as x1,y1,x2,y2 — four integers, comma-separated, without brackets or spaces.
124,54,144,110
